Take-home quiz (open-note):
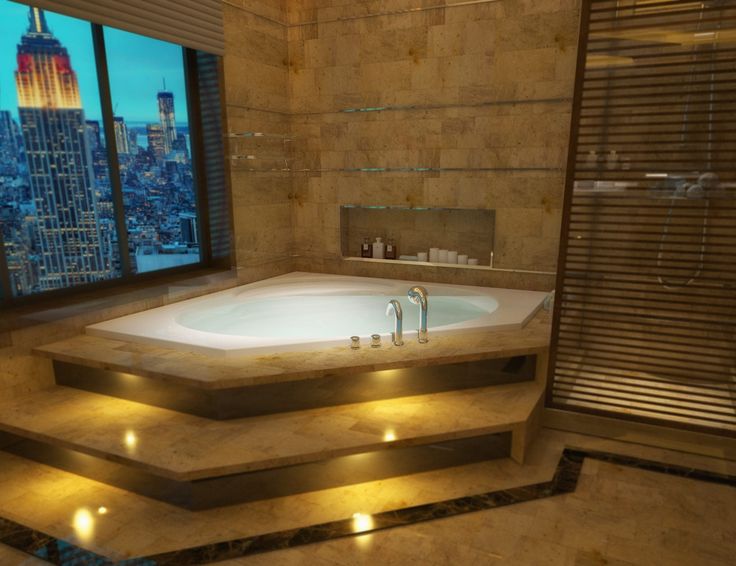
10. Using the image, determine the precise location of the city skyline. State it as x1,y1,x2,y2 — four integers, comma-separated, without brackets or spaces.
0,0,189,124
0,4,200,297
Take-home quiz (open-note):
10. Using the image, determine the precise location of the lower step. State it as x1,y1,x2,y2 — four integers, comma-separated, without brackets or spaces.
0,432,510,510
0,382,543,509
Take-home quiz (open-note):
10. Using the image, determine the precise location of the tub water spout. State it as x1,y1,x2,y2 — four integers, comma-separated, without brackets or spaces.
385,300,404,346
407,286,429,343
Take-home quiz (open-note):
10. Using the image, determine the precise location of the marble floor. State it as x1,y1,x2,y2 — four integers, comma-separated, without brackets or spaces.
0,428,734,565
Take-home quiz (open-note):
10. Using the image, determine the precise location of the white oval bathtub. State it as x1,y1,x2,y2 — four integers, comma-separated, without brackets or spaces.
87,272,549,357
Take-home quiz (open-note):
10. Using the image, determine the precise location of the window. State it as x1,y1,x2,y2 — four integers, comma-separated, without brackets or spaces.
0,2,216,301
0,4,119,296
104,28,200,274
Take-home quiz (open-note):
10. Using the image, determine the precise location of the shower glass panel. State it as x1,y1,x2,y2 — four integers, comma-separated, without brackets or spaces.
549,0,736,436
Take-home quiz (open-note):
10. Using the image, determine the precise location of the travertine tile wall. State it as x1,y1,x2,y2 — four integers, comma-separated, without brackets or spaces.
286,0,581,290
224,0,294,283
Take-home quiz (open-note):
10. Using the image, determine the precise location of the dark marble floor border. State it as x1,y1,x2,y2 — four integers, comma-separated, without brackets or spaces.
1,447,733,565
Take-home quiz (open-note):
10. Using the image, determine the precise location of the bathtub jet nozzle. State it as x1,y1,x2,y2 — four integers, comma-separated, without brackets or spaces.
407,286,429,344
386,299,404,346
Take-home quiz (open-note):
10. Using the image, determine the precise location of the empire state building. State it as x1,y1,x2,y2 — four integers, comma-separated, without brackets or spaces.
16,7,110,290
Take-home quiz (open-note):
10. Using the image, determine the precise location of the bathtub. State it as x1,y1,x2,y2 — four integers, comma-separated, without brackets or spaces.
87,272,549,357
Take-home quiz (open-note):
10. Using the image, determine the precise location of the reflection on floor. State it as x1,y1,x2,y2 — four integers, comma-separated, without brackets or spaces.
0,428,734,565
215,456,736,566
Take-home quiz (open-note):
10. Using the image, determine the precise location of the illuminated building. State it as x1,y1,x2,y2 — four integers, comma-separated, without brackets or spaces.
113,116,130,154
15,6,110,290
157,90,176,154
146,122,166,161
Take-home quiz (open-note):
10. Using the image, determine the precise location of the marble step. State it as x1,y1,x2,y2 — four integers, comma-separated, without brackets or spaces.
0,382,543,482
46,355,539,419
33,317,549,418
33,311,550,391
0,384,543,508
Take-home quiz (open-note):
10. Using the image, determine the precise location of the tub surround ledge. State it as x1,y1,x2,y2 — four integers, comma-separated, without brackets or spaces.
34,310,551,390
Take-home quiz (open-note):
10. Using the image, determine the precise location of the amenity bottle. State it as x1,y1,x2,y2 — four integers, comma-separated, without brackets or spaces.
385,238,397,260
361,237,373,258
373,237,385,259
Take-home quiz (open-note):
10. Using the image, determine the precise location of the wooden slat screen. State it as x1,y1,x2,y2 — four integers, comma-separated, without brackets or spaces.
549,0,736,436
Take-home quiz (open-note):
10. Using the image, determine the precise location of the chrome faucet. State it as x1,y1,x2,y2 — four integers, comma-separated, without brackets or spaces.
385,300,404,346
407,286,429,343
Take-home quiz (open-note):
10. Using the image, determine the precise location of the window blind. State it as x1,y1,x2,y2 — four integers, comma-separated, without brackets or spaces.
549,0,736,437
12,0,224,55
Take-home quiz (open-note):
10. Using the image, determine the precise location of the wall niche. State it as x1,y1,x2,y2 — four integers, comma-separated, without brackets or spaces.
340,205,495,268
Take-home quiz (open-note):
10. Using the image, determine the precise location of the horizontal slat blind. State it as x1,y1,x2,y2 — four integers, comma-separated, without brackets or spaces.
549,0,736,436
12,0,224,55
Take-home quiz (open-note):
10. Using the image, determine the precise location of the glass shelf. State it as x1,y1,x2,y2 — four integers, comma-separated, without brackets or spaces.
226,131,294,141
342,257,555,276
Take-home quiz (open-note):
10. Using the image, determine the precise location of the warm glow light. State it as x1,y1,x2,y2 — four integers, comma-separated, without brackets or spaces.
375,369,401,379
73,508,94,542
97,506,108,515
383,430,397,442
633,1,702,15
124,431,137,450
33,8,42,33
352,513,374,533
586,54,634,68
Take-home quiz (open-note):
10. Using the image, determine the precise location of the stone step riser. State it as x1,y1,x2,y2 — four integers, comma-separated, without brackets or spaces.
54,356,537,419
0,432,510,510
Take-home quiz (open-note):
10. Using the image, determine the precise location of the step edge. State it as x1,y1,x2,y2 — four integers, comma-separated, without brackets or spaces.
33,339,550,391
0,420,528,482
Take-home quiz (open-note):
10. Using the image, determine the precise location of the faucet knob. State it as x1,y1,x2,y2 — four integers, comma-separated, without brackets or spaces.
371,334,382,348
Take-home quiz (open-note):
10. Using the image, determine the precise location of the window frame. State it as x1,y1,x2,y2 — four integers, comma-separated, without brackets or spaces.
0,15,221,306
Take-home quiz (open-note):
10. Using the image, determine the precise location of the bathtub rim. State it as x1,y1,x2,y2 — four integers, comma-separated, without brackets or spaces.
85,272,549,358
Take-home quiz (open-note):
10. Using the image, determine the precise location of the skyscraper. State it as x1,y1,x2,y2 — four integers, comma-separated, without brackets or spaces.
113,116,130,154
0,110,22,175
179,212,198,245
157,90,176,154
15,7,110,290
146,123,166,161
85,119,101,152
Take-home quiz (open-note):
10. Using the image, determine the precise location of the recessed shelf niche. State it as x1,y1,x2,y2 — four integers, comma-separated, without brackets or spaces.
340,205,495,267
